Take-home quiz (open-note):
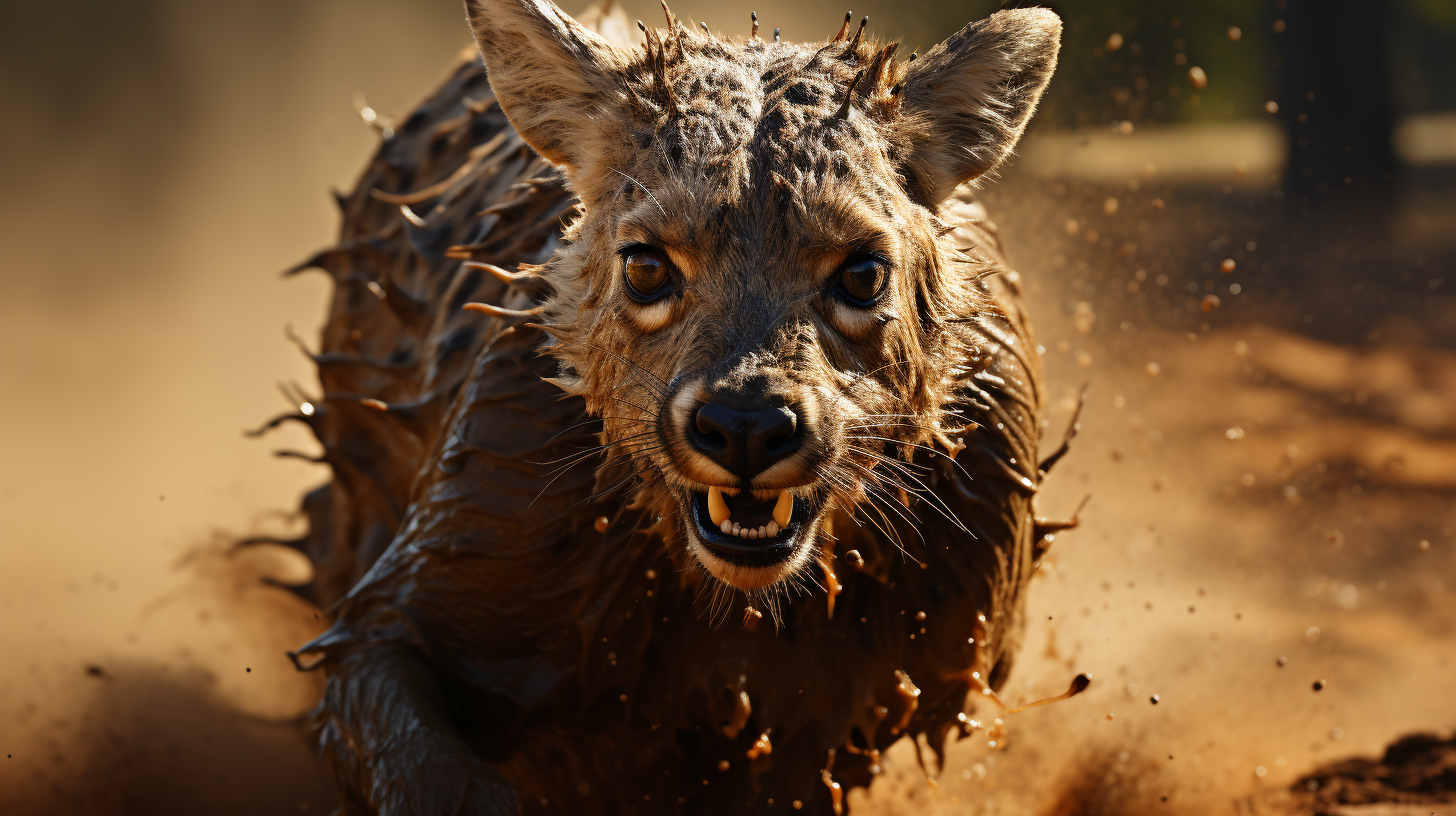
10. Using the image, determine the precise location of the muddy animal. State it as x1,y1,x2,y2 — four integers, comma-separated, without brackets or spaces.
274,1,1068,812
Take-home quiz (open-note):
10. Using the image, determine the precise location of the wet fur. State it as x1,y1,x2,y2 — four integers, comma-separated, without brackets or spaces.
280,3,1063,814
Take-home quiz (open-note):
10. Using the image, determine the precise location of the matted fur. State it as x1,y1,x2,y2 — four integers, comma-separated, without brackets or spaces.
279,2,1065,813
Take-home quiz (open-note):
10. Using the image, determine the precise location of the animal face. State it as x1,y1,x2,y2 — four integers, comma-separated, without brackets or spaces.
467,0,1060,592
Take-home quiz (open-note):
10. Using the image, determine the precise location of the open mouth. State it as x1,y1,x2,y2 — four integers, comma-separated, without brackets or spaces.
687,486,816,567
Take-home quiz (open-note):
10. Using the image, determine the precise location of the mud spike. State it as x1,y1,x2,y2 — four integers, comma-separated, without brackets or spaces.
462,259,545,289
244,412,311,438
659,0,675,29
347,393,443,440
699,21,711,37
285,246,356,279
751,11,758,39
831,11,852,42
462,301,547,320
528,322,573,344
774,27,780,42
866,42,899,93
311,352,417,385
233,534,309,552
835,70,865,120
275,449,327,465
848,16,867,49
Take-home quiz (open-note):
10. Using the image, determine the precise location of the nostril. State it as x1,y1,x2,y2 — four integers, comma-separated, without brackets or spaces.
692,402,733,452
759,407,798,453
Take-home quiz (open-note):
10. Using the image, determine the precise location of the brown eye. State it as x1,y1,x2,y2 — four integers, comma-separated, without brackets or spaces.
623,248,671,302
836,256,888,306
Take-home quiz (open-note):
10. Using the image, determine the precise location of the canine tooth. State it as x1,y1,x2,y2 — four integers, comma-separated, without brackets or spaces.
720,519,732,534
708,487,730,527
766,521,779,537
773,490,793,528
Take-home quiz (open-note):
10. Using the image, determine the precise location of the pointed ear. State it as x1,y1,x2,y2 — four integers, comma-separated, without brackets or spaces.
465,0,632,175
896,8,1061,202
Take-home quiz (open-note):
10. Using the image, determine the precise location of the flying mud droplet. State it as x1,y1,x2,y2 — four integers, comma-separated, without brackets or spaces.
746,730,773,760
1188,66,1208,90
594,516,609,533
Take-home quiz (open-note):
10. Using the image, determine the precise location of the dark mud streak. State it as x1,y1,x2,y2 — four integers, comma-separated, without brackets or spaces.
287,57,1047,815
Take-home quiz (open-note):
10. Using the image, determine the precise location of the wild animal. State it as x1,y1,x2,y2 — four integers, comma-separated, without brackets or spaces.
274,1,1073,812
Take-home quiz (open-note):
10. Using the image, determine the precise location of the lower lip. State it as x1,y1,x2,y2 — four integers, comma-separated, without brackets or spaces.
689,492,806,567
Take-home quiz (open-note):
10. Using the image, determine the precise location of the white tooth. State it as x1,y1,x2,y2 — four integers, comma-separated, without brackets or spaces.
731,522,741,536
766,521,780,537
750,528,762,539
708,487,730,527
720,520,732,534
773,490,793,528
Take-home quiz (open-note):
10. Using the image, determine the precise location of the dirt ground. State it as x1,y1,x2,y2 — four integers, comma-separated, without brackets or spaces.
2,4,1454,813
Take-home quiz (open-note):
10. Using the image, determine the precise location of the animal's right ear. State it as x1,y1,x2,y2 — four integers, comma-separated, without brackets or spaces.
465,0,632,178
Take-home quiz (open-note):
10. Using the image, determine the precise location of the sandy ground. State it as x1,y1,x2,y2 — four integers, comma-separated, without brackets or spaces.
2,3,1454,814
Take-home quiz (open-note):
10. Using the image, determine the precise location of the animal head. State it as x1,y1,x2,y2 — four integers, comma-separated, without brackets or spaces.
465,0,1060,594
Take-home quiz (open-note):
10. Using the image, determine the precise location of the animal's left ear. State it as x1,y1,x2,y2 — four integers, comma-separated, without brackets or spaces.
465,0,633,179
895,8,1061,203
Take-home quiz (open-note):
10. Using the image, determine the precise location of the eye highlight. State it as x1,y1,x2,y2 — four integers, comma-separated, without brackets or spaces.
834,254,889,307
621,245,673,303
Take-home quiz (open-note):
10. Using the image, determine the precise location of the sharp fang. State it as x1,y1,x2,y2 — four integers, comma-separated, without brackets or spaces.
773,490,793,528
720,519,732,534
766,521,780,537
708,486,730,526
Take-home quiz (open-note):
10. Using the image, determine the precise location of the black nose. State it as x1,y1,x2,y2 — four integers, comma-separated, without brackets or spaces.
690,401,801,480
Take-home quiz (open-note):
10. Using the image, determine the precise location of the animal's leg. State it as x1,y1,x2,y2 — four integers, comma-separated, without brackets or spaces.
314,641,519,816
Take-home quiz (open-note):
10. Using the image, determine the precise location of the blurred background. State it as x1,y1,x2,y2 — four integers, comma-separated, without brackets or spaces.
1,1,1452,814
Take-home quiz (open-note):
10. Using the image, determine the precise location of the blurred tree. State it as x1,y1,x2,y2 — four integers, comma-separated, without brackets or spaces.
1273,0,1395,204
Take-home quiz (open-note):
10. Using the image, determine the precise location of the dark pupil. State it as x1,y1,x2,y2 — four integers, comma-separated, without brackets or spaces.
842,261,883,303
626,255,667,295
